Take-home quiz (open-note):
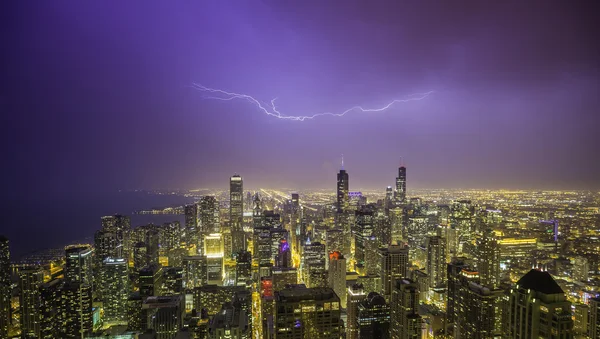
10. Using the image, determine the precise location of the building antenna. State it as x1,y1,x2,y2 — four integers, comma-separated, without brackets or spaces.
341,154,344,170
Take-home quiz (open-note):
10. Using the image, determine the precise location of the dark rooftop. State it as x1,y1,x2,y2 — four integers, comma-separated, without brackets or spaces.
517,269,564,295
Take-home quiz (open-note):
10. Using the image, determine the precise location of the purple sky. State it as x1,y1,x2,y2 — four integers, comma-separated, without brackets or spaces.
2,1,599,195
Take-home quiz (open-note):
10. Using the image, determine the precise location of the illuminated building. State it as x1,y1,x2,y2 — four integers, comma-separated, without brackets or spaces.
328,251,347,309
205,233,225,258
162,267,184,295
185,203,199,231
272,267,298,291
357,292,390,339
254,227,274,265
337,166,349,214
385,186,394,207
140,263,164,297
62,282,93,338
390,278,421,339
199,196,220,250
348,284,367,339
39,278,63,338
395,165,406,204
0,236,10,339
235,250,252,286
325,229,343,256
355,205,376,273
65,245,94,285
142,295,185,339
389,207,404,245
573,304,589,337
133,241,148,270
589,297,600,339
126,292,143,331
19,268,43,338
102,257,129,323
445,258,469,331
230,174,245,256
380,244,409,301
252,193,263,227
193,285,247,317
476,230,500,288
183,255,207,289
497,238,537,260
573,256,589,282
303,241,327,288
450,200,475,255
146,228,160,265
208,302,250,339
275,239,291,268
423,236,444,290
100,215,131,257
504,269,574,338
273,285,342,339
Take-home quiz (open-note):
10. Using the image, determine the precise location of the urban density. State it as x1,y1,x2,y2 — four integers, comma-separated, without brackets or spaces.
1,164,599,338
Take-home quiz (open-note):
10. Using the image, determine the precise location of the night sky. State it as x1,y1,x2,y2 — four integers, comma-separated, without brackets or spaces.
2,1,599,197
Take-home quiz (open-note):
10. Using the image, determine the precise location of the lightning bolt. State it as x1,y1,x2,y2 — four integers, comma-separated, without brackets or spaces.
191,83,433,121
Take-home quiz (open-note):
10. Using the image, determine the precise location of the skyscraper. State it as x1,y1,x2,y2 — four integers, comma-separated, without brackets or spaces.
19,268,43,338
273,285,342,339
230,174,245,255
102,258,129,323
0,236,9,339
65,245,94,286
380,244,409,301
328,251,347,309
347,284,368,339
357,292,391,339
395,165,406,204
590,297,600,339
504,269,574,338
476,230,500,288
39,278,63,339
391,279,422,339
426,235,446,289
61,282,93,338
336,167,349,214
199,196,220,234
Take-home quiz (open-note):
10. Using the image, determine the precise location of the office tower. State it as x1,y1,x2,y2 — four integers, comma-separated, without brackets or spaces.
273,285,342,339
590,297,600,339
185,203,199,231
199,196,220,235
573,256,589,282
446,258,469,329
102,258,129,323
426,235,446,289
395,165,407,204
162,267,183,296
303,241,327,288
127,292,143,331
142,295,185,339
328,251,347,308
389,207,404,244
348,284,368,339
235,250,252,286
65,245,94,285
230,174,245,255
276,239,292,268
380,244,409,301
252,193,263,226
385,186,394,207
0,236,9,339
208,302,250,339
62,282,93,338
272,267,298,291
450,200,475,255
391,279,422,339
357,292,391,339
193,285,247,316
337,165,349,214
254,226,273,265
375,210,392,248
355,205,376,272
140,263,164,298
146,228,160,265
19,268,43,338
100,215,131,253
476,230,500,288
454,270,503,338
39,278,63,339
504,269,574,338
573,304,589,338
326,229,343,256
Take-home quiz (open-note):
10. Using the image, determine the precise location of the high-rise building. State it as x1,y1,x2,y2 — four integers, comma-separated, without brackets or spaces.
102,258,129,323
390,278,422,339
276,239,292,268
328,251,347,309
142,295,185,339
19,268,43,338
504,269,574,338
230,174,245,255
146,228,160,265
235,250,252,286
273,285,342,339
395,166,407,204
380,244,409,301
446,258,469,330
357,292,390,339
272,267,298,291
303,241,327,288
208,302,250,339
348,284,368,339
39,278,63,339
590,297,600,339
65,245,94,286
573,256,589,282
355,205,376,273
337,167,349,214
199,196,220,235
140,263,164,298
0,236,10,339
61,282,93,338
183,255,207,289
476,230,500,288
426,235,446,289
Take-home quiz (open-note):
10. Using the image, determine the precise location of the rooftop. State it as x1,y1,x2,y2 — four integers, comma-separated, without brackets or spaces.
517,269,564,295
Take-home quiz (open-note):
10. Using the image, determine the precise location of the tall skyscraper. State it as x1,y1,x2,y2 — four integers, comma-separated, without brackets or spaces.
199,196,220,234
39,278,63,339
102,258,129,323
348,284,368,339
65,245,94,286
357,292,391,339
328,251,347,309
446,258,469,330
336,166,349,214
0,236,10,339
476,230,500,288
273,285,342,339
230,174,245,255
61,282,93,338
395,165,407,204
504,269,574,338
391,278,422,339
426,235,446,289
380,244,409,301
590,297,600,339
19,268,43,338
